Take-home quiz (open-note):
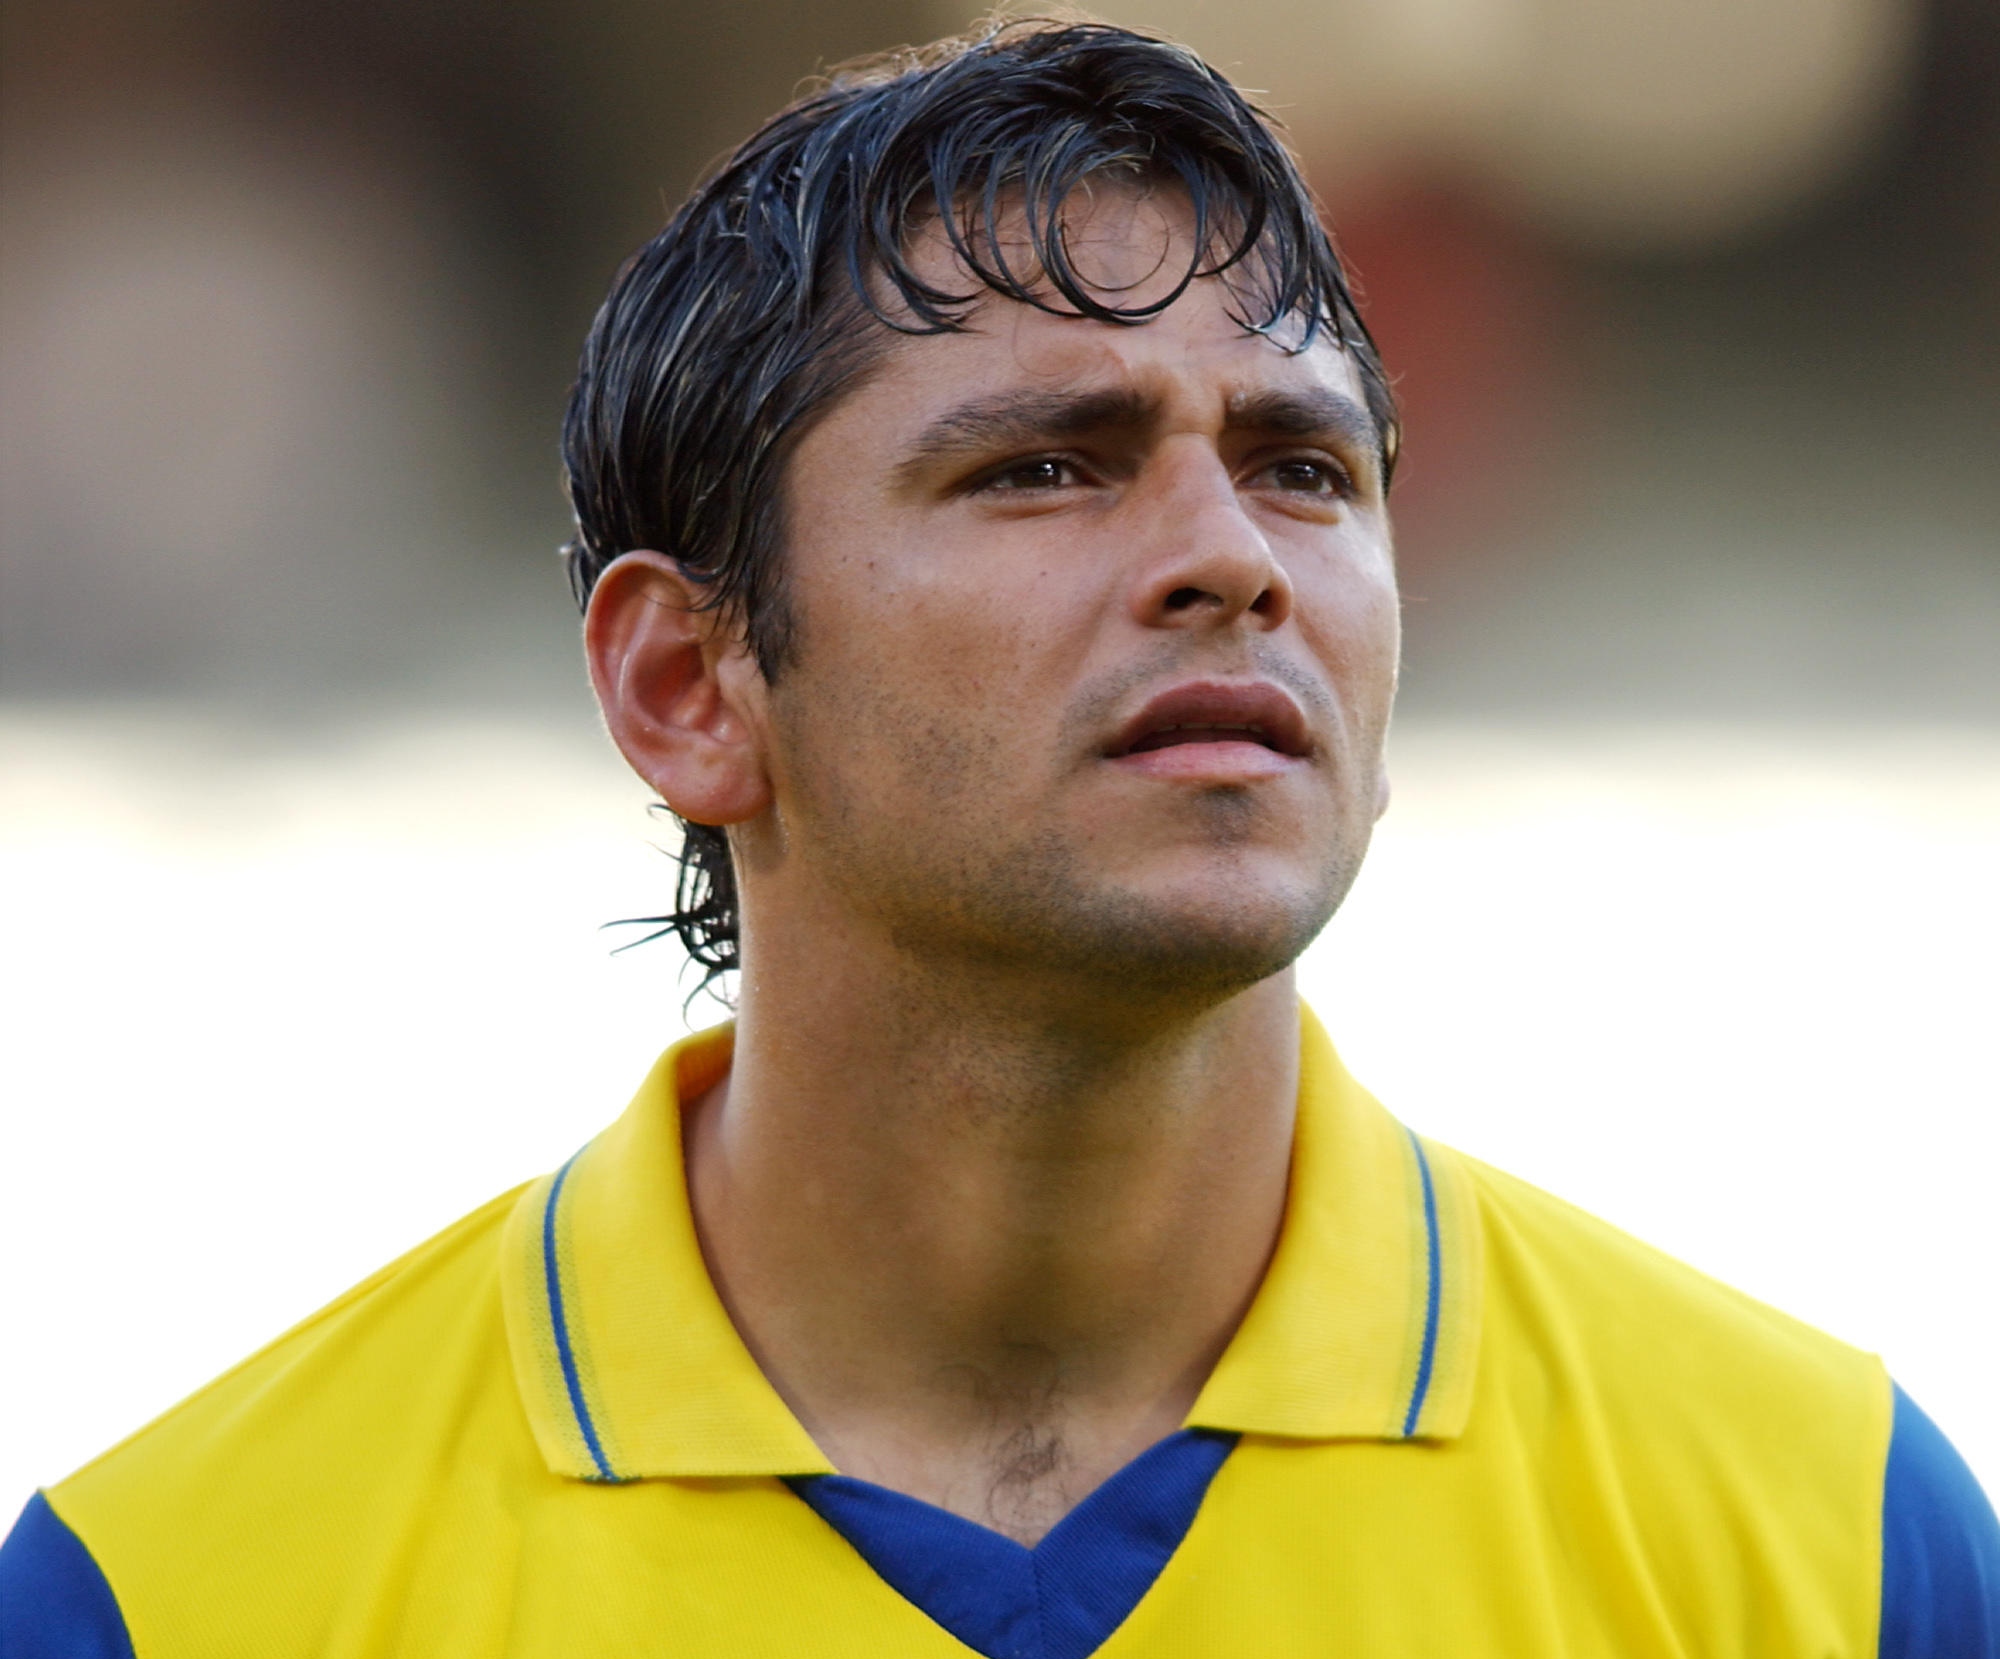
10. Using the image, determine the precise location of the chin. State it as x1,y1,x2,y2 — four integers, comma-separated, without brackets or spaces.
1029,868,1347,1007
871,816,1365,1006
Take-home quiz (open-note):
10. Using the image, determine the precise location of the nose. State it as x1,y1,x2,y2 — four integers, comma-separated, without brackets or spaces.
1127,446,1293,632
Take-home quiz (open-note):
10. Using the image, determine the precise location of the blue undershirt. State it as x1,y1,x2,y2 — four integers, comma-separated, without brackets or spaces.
787,1427,1235,1659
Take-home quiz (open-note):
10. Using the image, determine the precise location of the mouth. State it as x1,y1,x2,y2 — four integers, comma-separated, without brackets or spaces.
1123,720,1287,755
1106,680,1313,769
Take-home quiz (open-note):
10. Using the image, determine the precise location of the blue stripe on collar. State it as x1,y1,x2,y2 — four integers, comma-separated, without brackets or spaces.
542,1152,617,1481
1401,1127,1444,1437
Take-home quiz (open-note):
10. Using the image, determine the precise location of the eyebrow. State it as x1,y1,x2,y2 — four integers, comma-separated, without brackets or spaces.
893,382,1384,487
894,387,1155,484
1223,387,1381,456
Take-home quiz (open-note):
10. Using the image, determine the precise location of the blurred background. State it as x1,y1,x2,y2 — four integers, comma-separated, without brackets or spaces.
4,0,1996,1511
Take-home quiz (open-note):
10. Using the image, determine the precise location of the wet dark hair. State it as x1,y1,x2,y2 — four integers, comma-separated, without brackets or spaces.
560,18,1399,994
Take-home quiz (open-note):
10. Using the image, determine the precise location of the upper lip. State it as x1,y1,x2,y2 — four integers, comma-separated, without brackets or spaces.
1106,679,1313,759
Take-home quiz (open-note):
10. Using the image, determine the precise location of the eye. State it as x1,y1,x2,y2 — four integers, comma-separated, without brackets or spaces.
1256,455,1352,496
976,455,1083,492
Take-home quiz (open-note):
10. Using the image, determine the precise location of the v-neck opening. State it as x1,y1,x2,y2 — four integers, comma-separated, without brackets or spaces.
787,1428,1236,1659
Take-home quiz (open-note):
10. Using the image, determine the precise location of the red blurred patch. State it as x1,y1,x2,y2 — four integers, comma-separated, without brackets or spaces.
1317,180,1583,578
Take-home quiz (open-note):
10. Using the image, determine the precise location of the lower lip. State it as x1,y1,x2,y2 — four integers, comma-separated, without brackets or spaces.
1107,741,1303,782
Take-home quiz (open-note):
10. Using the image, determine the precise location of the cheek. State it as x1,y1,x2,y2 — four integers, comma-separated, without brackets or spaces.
777,581,1048,824
805,528,1095,746
1295,548,1401,698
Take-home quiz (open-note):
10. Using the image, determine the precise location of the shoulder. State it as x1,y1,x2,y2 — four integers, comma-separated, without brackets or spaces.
8,1181,537,1655
1452,1148,1887,1625
1449,1146,2000,1652
0,1492,134,1658
57,1179,532,1506
1456,1146,1886,1414
1881,1384,2000,1659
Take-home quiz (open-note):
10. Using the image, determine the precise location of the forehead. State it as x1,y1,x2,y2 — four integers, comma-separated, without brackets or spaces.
862,186,1370,426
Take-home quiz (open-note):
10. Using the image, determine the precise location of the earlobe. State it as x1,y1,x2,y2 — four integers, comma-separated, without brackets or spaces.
584,551,773,826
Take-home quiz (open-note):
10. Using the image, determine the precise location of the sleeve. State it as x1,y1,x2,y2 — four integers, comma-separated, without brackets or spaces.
1880,1383,2000,1659
0,1492,137,1659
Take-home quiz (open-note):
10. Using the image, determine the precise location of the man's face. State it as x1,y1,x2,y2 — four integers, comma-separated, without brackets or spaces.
755,190,1399,1002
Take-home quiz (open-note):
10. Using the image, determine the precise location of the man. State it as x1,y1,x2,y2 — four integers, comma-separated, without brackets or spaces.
3,21,1994,1656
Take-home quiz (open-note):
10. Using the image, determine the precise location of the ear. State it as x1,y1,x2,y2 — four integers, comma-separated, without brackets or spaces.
584,551,772,827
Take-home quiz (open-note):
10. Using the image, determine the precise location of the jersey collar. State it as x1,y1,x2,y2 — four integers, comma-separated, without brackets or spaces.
502,1005,1481,1482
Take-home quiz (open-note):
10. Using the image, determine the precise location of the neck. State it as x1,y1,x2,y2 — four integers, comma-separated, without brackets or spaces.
681,923,1299,1544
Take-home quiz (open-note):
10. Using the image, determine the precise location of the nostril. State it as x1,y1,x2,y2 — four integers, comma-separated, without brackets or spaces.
1164,586,1207,611
1249,588,1276,614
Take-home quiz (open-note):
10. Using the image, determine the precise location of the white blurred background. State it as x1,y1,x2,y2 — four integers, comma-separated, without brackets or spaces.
4,0,1996,1514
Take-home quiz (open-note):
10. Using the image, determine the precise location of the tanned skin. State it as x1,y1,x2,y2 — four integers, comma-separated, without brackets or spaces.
585,189,1400,1545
